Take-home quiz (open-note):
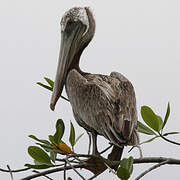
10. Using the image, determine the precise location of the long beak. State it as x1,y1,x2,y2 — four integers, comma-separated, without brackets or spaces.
50,23,85,111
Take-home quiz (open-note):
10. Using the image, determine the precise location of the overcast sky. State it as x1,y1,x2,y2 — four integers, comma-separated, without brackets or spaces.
0,0,180,179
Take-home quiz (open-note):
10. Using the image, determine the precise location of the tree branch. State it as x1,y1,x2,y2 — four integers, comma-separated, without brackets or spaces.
18,156,180,180
135,160,169,180
65,156,86,180
2,156,180,180
7,165,14,180
63,162,67,180
158,132,180,146
100,144,113,154
61,95,69,102
32,170,53,180
133,157,180,164
87,171,105,180
0,167,30,173
20,164,94,180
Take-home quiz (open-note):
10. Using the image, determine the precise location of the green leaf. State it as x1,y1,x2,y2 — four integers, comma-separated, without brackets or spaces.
140,136,159,145
117,167,130,180
28,146,52,165
29,135,50,145
120,157,134,175
163,132,180,136
55,119,64,129
50,151,57,163
54,119,65,144
162,102,170,130
34,160,44,165
156,115,163,131
25,164,52,169
69,122,75,148
35,143,52,152
127,157,133,174
37,82,53,91
141,106,162,132
138,121,156,135
117,157,133,180
49,135,55,143
44,77,54,88
75,133,84,145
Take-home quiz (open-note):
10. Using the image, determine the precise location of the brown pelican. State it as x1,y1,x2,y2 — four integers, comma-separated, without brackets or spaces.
50,7,141,168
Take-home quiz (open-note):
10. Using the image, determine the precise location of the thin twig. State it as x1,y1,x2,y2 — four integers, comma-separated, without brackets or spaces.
7,165,14,180
20,163,94,180
88,171,105,180
135,160,169,180
133,157,180,164
66,156,86,180
56,158,78,164
56,154,99,163
2,156,180,180
57,154,180,165
158,132,180,146
100,144,113,154
32,170,53,180
71,155,88,165
0,167,30,173
61,95,69,102
65,153,99,159
63,162,67,180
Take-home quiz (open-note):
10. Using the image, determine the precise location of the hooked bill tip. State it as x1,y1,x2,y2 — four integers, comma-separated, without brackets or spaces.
50,103,55,111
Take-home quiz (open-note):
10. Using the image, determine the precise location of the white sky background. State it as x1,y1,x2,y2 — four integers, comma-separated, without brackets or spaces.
0,0,180,179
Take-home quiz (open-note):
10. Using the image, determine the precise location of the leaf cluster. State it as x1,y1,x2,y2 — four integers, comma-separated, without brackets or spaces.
138,103,179,145
34,77,180,180
25,119,83,169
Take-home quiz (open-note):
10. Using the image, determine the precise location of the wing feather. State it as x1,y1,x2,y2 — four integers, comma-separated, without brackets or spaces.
66,69,139,146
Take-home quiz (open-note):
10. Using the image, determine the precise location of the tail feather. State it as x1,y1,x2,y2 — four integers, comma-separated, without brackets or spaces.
108,145,124,171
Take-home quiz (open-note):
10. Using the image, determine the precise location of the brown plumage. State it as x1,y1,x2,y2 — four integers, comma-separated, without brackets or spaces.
66,71,139,146
50,7,141,170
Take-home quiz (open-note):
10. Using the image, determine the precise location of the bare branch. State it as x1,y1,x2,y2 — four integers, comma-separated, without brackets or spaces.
64,153,99,159
32,170,53,180
135,160,169,180
66,156,86,180
56,158,78,164
133,157,180,165
2,156,180,180
0,167,30,173
61,95,69,102
20,163,96,180
61,154,180,165
63,162,67,180
100,144,113,154
87,171,105,180
158,132,180,146
7,165,14,180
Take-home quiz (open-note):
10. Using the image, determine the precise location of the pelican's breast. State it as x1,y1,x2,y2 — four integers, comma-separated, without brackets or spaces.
65,69,138,146
65,69,116,133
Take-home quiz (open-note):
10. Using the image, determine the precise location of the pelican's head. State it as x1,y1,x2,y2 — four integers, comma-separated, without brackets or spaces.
50,7,95,110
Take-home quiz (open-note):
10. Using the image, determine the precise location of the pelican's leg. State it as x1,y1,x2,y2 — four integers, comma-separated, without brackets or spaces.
91,132,99,155
87,131,91,155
